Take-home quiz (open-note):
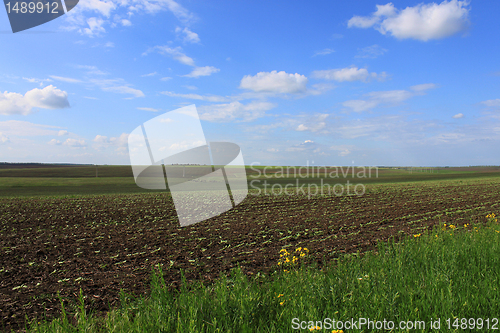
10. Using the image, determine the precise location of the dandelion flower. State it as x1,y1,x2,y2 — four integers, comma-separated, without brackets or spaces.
309,326,322,331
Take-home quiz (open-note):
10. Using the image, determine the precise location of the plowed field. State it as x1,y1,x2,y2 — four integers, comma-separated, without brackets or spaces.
1,178,500,331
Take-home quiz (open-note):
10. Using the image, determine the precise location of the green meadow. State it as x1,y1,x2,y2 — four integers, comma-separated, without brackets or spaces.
0,164,499,197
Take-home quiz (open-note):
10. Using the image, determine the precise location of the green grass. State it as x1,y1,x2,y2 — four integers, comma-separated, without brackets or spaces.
27,217,500,332
1,165,499,197
0,177,165,197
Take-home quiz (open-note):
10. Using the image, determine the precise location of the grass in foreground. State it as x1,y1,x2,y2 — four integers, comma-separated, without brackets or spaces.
27,215,500,332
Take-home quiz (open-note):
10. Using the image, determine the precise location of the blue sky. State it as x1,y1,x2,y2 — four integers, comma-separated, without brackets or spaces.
0,0,499,166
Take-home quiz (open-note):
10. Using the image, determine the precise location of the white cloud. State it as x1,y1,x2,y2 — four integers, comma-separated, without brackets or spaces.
183,66,220,78
161,91,227,102
23,77,52,86
313,48,335,57
343,84,437,112
82,17,106,36
104,41,115,47
308,83,336,96
0,92,31,115
144,45,195,66
286,140,317,152
410,83,437,92
58,130,69,136
93,135,108,143
110,133,129,146
141,72,158,77
295,114,329,132
65,0,194,36
239,71,308,94
355,44,388,58
25,85,70,109
137,107,159,112
0,86,70,115
63,138,87,148
160,77,172,81
143,46,218,79
342,99,380,112
49,75,82,83
0,120,62,136
101,85,144,98
482,99,500,107
93,133,130,152
312,66,385,82
348,1,470,41
76,65,108,76
198,101,276,122
84,71,145,98
48,139,62,145
163,0,195,23
329,145,354,157
76,0,116,17
453,113,464,119
175,26,200,43
159,118,173,123
0,132,9,144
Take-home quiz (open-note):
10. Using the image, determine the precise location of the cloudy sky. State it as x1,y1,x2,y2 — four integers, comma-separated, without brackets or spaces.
0,0,499,166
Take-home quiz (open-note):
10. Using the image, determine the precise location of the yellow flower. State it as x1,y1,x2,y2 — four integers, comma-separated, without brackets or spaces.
280,301,285,306
449,224,456,229
309,326,322,331
413,233,421,238
277,294,284,298
332,330,344,333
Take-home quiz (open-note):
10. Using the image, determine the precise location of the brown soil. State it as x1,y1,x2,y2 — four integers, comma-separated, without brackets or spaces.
1,180,499,332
